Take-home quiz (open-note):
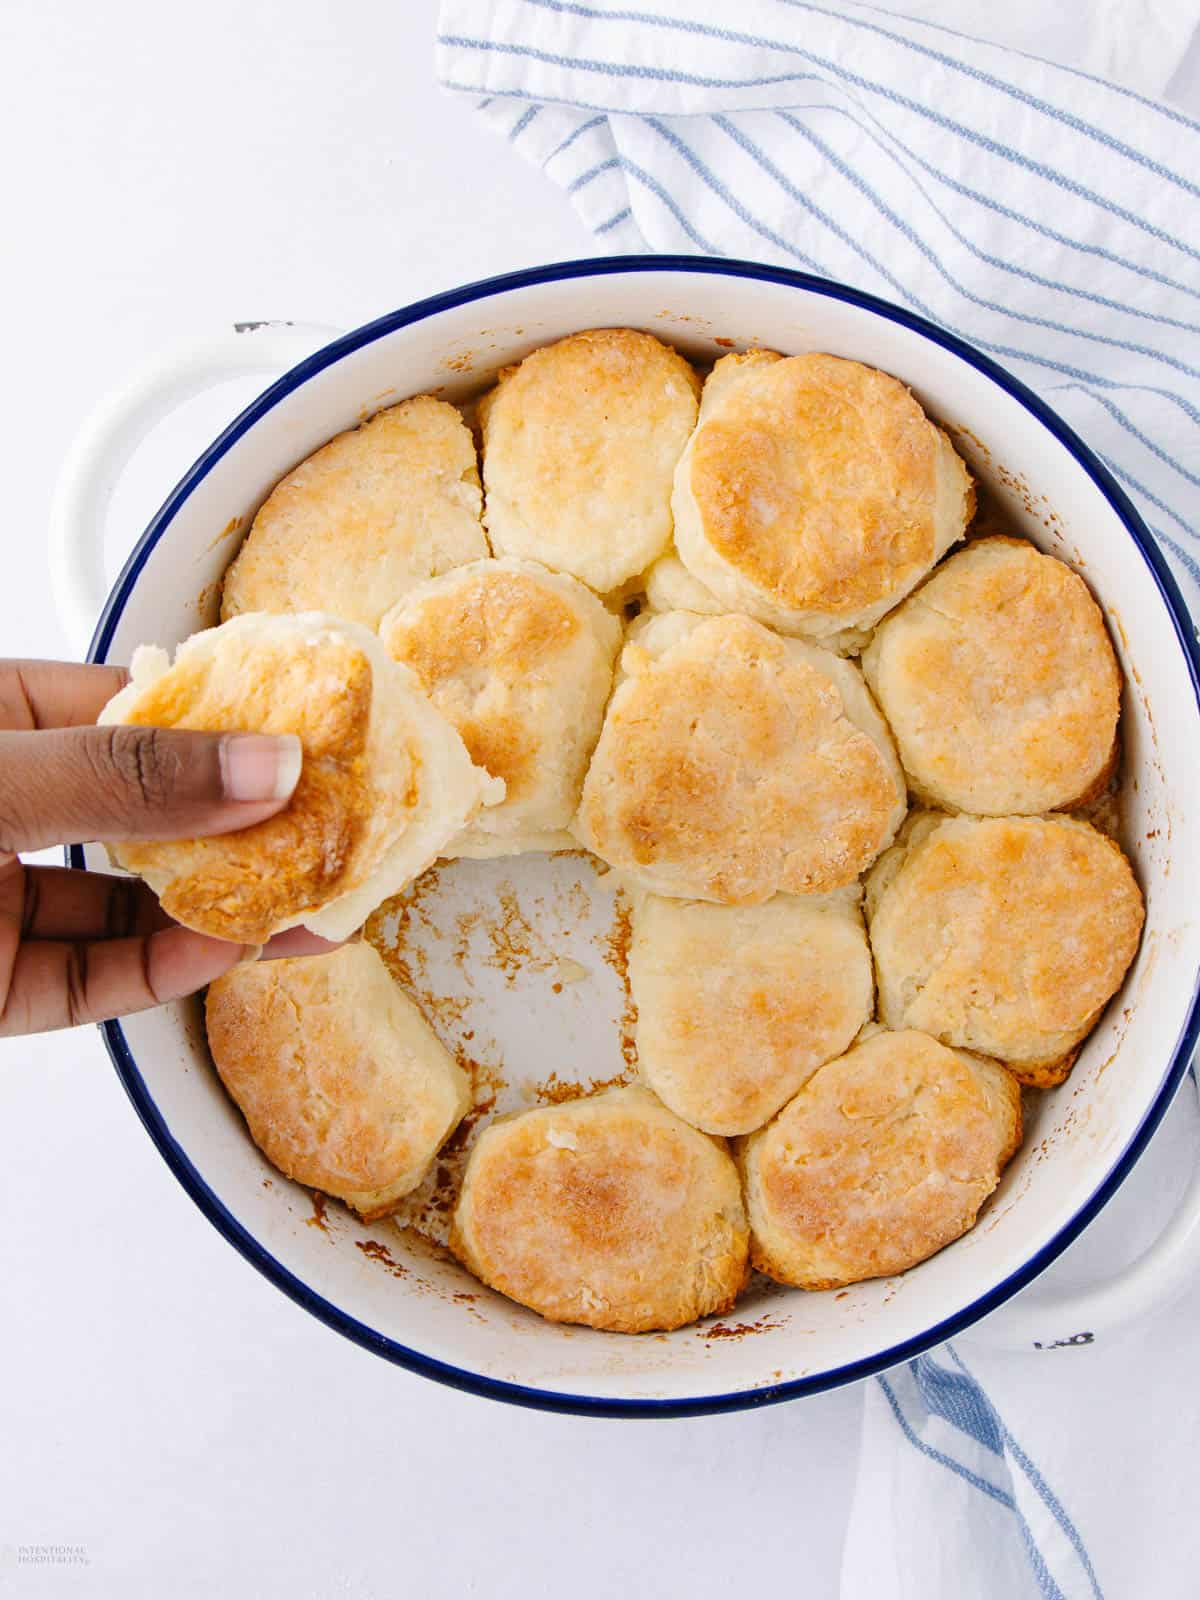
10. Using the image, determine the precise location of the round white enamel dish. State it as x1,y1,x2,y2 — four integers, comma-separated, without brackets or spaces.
52,259,1200,1415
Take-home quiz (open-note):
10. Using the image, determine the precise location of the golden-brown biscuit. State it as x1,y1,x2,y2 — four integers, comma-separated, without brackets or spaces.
479,328,701,594
630,887,874,1136
220,396,488,629
672,351,972,640
866,814,1144,1085
738,1029,1021,1289
450,1086,749,1332
98,613,502,944
379,558,622,856
573,611,907,903
206,942,468,1219
862,537,1120,814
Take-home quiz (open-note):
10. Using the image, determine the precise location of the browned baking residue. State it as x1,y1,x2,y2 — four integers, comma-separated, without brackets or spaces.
714,337,735,348
485,883,555,984
532,1067,635,1105
356,1238,409,1279
702,1317,784,1340
444,350,476,373
306,1190,331,1234
366,865,464,1019
943,421,991,463
552,981,563,994
453,909,481,968
205,514,244,552
600,888,639,1069
358,388,399,421
559,872,594,924
194,580,221,623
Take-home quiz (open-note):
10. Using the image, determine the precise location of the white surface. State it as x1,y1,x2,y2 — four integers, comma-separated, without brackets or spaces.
1,3,1197,1595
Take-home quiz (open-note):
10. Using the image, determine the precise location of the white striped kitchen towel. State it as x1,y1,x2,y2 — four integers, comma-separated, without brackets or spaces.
438,6,1200,1597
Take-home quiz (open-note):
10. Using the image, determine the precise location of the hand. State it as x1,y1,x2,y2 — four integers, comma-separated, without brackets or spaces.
0,659,335,1035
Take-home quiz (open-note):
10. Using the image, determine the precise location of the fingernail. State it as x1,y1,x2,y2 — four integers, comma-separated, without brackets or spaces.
220,734,303,804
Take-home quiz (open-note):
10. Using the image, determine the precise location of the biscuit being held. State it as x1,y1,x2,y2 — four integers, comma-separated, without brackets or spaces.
863,537,1120,814
380,558,622,857
99,613,503,944
630,887,874,1136
206,942,469,1219
221,396,487,629
450,1086,749,1333
867,814,1144,1085
672,350,972,640
573,611,907,903
739,1029,1021,1289
480,328,700,594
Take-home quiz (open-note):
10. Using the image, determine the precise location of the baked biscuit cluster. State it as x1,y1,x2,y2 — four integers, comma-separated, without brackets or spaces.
101,330,1143,1334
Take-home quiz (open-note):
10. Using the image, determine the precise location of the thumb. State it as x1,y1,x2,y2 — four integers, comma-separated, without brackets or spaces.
0,725,302,852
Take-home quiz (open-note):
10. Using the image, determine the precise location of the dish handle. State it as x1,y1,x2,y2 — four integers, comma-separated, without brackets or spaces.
973,1068,1200,1349
48,320,343,657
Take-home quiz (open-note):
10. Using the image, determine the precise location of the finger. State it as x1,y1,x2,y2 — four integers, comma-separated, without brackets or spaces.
6,864,341,951
0,724,302,852
0,925,256,1035
0,661,130,730
3,863,170,941
261,928,345,960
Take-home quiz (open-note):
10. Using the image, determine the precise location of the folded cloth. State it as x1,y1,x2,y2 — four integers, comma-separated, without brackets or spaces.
439,6,1200,1596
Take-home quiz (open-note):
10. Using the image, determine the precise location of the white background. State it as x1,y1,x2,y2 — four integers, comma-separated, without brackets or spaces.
1,4,1197,1595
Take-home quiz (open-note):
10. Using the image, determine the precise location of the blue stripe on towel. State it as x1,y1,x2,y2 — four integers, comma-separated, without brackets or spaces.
509,103,542,138
568,155,621,192
595,205,632,233
544,113,606,160
910,1354,1006,1456
879,1370,1071,1600
947,1348,1105,1600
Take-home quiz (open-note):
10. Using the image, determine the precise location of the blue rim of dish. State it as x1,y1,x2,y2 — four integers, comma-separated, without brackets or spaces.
71,254,1200,1418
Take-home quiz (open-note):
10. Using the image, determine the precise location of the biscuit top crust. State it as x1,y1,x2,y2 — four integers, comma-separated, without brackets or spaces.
206,942,468,1200
745,1029,1021,1286
450,1086,747,1333
868,814,1144,1064
863,536,1120,814
221,395,486,628
576,612,905,902
686,351,968,615
480,327,701,593
384,562,582,804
